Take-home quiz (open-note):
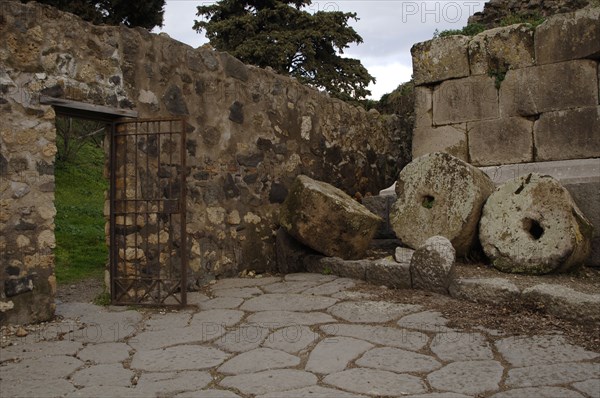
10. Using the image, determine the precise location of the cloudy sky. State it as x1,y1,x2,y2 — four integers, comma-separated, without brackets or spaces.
154,1,487,99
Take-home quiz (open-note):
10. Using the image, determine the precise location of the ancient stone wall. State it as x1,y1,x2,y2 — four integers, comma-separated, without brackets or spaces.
411,7,600,167
0,1,405,324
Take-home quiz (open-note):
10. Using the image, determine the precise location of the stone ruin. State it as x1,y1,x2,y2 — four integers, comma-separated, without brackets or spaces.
1,1,599,325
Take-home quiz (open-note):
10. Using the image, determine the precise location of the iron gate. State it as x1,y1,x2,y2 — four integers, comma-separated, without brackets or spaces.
109,118,187,306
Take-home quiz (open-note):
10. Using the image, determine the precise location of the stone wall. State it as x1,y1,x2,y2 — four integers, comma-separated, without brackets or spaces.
411,7,600,167
0,1,405,324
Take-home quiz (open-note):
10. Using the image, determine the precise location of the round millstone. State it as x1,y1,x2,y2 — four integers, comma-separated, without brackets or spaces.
479,173,593,274
390,152,495,256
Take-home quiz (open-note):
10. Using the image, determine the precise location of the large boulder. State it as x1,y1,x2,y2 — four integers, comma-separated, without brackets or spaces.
390,152,495,256
410,236,456,294
279,175,381,260
480,173,593,274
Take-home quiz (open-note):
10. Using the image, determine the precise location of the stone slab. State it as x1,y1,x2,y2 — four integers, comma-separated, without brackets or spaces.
323,368,426,396
430,332,494,361
217,347,300,374
302,278,358,296
0,340,82,361
220,369,317,395
175,391,240,398
572,379,600,398
449,277,521,305
320,323,428,351
535,7,600,65
491,387,585,398
397,311,454,333
261,281,321,294
305,336,373,374
240,293,337,312
129,324,226,351
304,256,368,281
246,310,336,327
327,301,421,323
428,360,504,395
506,362,600,388
0,379,76,398
284,273,338,282
535,106,600,161
135,371,213,396
67,386,146,398
199,297,244,310
356,347,441,373
71,364,133,387
77,342,130,363
500,60,598,117
258,385,366,398
214,324,270,352
143,312,192,330
495,335,599,367
468,117,533,166
211,277,281,290
212,286,262,298
365,257,412,289
411,36,470,85
433,75,499,125
130,345,229,371
263,325,320,353
0,355,83,381
522,284,600,323
190,309,245,328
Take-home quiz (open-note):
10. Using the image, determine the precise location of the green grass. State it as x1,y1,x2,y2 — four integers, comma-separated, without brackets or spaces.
55,141,108,284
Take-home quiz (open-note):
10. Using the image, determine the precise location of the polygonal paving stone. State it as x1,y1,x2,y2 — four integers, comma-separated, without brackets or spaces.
246,311,336,327
506,362,600,388
71,364,133,387
404,393,471,398
240,294,337,312
262,281,322,294
323,368,426,396
191,309,245,328
495,335,599,367
258,385,367,398
211,277,281,290
73,310,143,344
199,297,244,310
0,340,82,361
212,287,262,298
131,345,229,371
220,369,318,395
187,292,210,305
67,386,146,398
144,312,192,330
129,324,226,350
573,379,600,398
77,342,130,363
327,301,421,323
175,390,241,398
55,302,101,319
356,347,442,373
0,355,83,381
427,360,504,395
302,278,359,296
320,324,428,351
397,311,454,333
305,337,374,374
263,325,320,353
217,348,300,374
331,291,378,300
490,387,585,398
134,371,212,396
0,379,76,398
430,332,493,361
284,273,338,282
214,324,270,352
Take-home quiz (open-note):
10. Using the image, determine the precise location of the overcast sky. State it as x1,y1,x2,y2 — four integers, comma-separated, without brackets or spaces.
154,1,487,99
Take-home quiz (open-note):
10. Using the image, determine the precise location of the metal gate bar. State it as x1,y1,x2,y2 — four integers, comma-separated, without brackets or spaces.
109,118,187,306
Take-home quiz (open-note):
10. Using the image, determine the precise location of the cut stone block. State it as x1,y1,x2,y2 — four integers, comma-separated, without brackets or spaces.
365,257,411,289
279,175,381,260
522,283,600,323
414,86,434,129
410,236,455,294
468,117,533,166
433,75,499,125
534,106,600,161
469,24,535,76
480,173,593,274
535,7,600,65
411,36,470,85
412,124,468,161
390,152,495,256
500,60,598,117
449,277,520,305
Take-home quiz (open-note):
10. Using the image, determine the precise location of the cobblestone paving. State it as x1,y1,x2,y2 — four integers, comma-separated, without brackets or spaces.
1,273,599,397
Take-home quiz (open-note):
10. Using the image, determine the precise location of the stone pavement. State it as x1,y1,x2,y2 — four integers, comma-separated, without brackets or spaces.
1,273,599,398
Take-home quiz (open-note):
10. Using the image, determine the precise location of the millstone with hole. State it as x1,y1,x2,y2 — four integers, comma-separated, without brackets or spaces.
390,152,495,256
480,173,593,274
279,175,382,260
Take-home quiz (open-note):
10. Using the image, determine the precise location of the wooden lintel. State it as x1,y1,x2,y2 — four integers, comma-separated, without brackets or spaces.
39,95,138,119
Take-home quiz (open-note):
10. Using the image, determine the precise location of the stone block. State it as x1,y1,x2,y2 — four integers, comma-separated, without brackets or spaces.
468,117,534,166
469,24,535,76
414,86,433,129
433,76,499,125
522,283,600,323
534,106,600,161
500,60,598,117
535,7,600,65
365,257,411,289
410,236,455,294
412,124,468,162
304,256,367,281
449,277,520,305
411,36,470,85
